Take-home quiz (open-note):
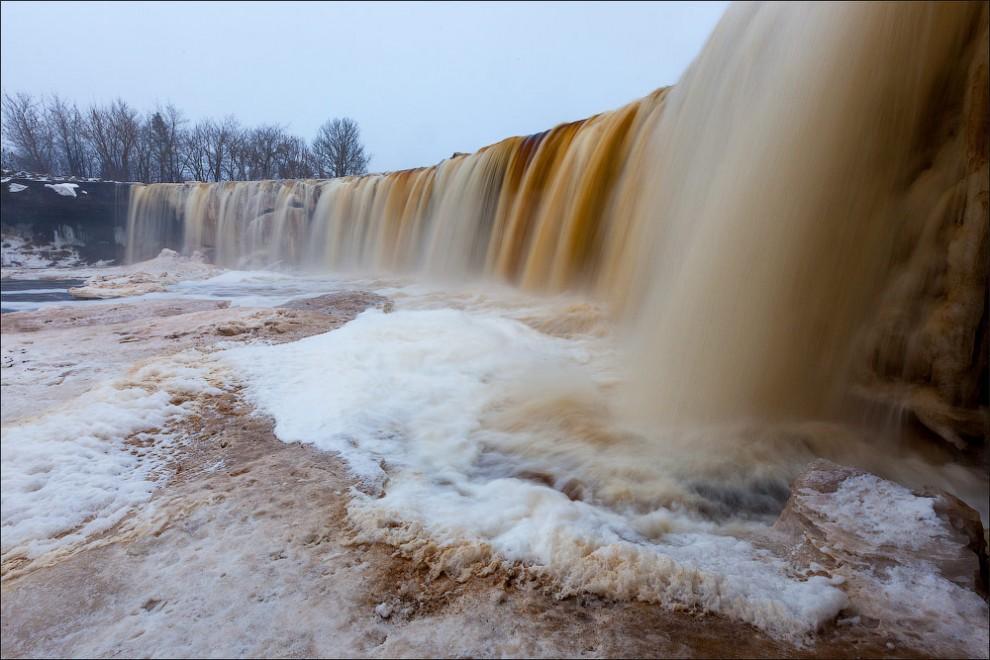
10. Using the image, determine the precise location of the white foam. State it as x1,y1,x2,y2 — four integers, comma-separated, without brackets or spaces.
223,308,849,638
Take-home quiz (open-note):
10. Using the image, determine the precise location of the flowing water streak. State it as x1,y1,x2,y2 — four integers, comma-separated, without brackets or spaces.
623,2,986,427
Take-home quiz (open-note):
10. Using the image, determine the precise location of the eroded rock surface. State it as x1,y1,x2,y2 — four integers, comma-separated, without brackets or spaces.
774,459,988,656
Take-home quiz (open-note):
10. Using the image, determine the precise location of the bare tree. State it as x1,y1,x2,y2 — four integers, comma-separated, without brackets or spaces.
133,122,155,183
1,92,55,173
245,124,285,180
146,104,186,182
223,126,249,181
181,117,238,182
87,99,141,180
3,91,367,183
312,117,369,178
1,145,16,171
181,121,210,182
276,135,314,179
206,117,239,182
47,95,91,177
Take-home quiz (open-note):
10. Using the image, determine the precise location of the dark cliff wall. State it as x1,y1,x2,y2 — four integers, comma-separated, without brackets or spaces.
1,177,133,263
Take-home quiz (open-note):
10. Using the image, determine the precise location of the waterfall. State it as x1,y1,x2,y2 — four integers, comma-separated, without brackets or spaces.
126,1,988,438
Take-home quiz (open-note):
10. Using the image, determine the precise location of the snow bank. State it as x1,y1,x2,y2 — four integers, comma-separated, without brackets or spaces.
0,351,221,562
43,182,79,197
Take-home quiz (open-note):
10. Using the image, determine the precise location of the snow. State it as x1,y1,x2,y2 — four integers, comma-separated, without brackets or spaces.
43,182,79,197
8,182,27,193
0,264,985,655
0,350,221,562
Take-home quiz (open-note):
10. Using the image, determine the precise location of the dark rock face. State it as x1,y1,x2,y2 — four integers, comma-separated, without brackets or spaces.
1,176,133,264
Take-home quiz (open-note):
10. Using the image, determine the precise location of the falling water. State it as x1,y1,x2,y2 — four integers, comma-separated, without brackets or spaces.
127,2,987,440
127,87,670,291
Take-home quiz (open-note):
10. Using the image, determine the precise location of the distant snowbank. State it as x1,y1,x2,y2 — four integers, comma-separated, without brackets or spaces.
43,182,79,197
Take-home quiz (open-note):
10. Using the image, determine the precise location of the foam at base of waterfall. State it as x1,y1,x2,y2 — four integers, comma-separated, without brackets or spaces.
223,308,853,639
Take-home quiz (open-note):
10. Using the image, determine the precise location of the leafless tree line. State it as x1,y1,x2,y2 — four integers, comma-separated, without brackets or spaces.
1,92,370,182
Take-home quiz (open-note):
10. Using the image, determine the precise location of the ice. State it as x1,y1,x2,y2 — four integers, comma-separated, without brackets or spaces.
799,473,944,551
8,182,27,193
873,564,989,657
1,351,220,562
795,471,990,656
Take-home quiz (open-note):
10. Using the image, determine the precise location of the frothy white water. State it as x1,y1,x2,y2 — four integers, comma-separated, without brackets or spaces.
220,300,988,649
223,307,851,638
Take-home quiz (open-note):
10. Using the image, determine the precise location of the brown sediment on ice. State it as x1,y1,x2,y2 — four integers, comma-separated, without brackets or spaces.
0,291,391,423
2,291,985,657
0,390,940,659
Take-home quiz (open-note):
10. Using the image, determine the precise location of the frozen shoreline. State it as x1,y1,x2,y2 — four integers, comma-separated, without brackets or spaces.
1,264,987,658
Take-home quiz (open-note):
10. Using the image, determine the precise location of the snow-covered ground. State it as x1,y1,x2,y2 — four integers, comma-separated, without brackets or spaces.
1,264,987,658
1,235,87,270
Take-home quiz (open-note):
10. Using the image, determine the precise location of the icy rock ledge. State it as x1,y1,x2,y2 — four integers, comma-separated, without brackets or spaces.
774,459,988,656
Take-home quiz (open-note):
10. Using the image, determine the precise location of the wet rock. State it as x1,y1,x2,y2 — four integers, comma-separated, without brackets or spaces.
918,486,990,599
773,459,989,656
278,291,393,322
1,176,134,264
775,459,987,598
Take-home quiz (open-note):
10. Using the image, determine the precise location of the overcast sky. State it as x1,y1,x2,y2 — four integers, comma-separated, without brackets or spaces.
1,1,727,172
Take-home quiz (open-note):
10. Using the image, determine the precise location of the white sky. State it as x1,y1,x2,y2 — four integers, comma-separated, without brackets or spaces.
0,1,728,172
